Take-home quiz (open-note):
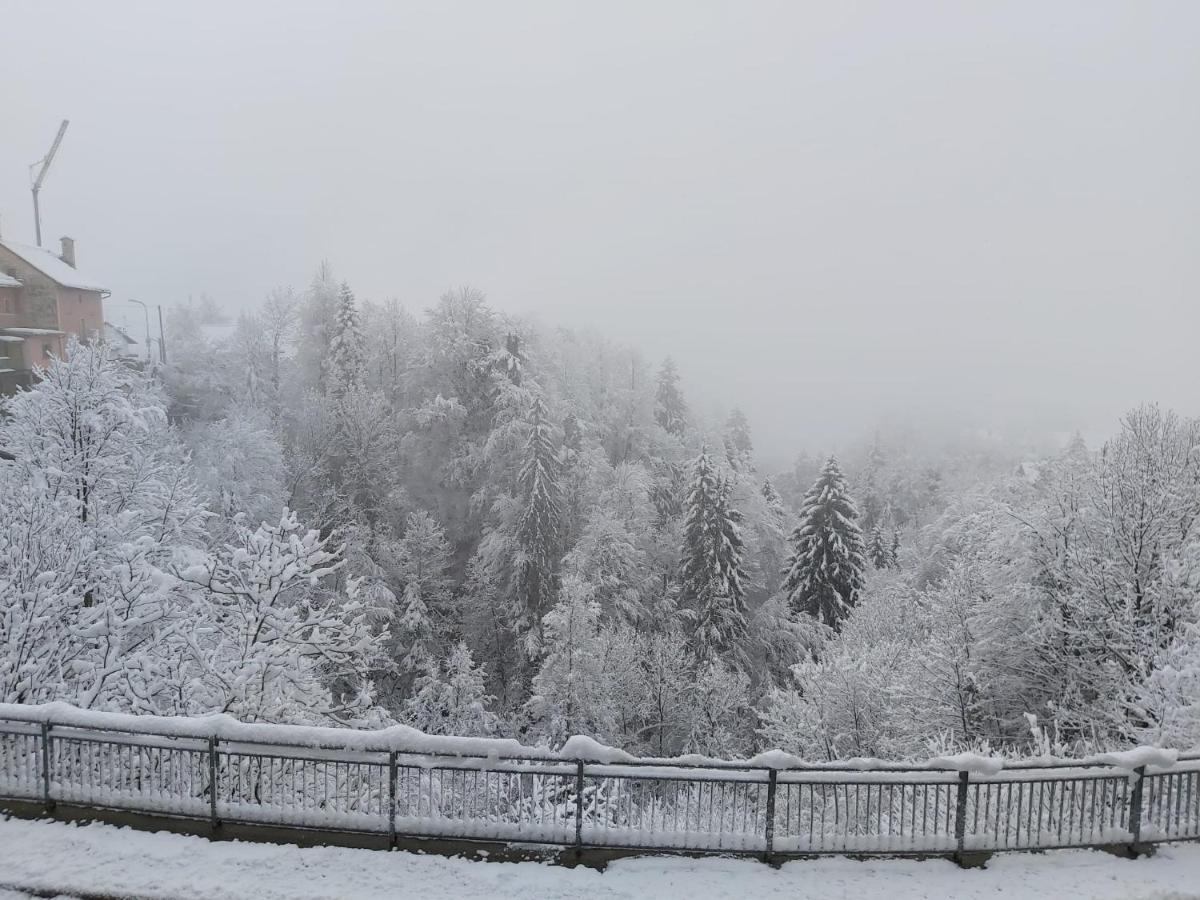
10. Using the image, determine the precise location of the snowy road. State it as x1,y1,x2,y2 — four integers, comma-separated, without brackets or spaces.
0,817,1198,900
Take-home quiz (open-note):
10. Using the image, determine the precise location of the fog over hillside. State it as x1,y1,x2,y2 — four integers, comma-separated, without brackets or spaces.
2,1,1197,466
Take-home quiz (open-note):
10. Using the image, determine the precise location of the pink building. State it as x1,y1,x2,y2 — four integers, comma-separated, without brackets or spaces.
0,236,108,394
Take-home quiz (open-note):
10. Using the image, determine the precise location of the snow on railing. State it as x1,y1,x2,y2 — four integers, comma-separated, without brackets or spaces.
1,703,1197,858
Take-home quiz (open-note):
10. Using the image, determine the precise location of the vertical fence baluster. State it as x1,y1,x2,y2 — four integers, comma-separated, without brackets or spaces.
763,769,777,862
40,722,53,812
387,751,397,848
574,760,585,855
207,736,219,830
1128,765,1146,849
954,771,969,856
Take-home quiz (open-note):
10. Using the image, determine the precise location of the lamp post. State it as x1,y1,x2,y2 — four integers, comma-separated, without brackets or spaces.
128,299,151,363
157,305,167,364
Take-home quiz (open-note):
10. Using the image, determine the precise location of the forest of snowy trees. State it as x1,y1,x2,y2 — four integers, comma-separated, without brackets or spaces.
3,268,1200,762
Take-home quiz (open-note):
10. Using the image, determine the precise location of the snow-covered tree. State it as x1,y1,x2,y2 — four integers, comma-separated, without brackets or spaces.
682,662,756,757
0,339,209,711
859,439,887,531
0,472,87,704
260,286,300,401
404,643,499,737
898,560,1044,749
527,576,615,745
760,585,911,760
298,262,341,392
783,456,867,629
1021,405,1200,742
654,357,688,436
723,408,754,472
564,462,654,623
174,511,386,724
327,281,366,396
186,405,286,527
1138,539,1200,747
679,449,749,667
389,509,454,676
1140,622,1200,748
629,627,695,755
745,478,791,601
514,395,564,651
866,522,890,570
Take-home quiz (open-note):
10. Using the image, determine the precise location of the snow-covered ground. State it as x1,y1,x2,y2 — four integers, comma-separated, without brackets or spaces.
0,817,1198,900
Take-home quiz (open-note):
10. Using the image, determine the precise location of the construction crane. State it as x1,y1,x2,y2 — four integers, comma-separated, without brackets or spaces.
29,119,70,247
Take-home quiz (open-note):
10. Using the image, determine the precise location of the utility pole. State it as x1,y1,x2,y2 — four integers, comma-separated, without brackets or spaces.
129,299,152,363
30,120,70,247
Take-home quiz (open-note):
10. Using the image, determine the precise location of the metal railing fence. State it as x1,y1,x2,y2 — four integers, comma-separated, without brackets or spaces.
2,713,1198,858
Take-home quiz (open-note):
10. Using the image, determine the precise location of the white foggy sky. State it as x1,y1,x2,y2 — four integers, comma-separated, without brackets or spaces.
1,1,1197,467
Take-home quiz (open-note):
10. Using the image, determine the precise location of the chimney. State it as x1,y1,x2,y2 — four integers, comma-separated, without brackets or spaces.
60,236,76,268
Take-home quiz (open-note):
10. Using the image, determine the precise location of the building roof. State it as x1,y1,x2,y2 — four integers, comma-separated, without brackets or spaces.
0,272,20,289
0,239,106,292
0,327,66,337
103,322,138,346
199,321,238,342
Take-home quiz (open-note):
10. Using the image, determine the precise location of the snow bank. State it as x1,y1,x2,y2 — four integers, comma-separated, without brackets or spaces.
2,817,1200,900
558,735,636,764
926,753,1005,776
1089,747,1179,772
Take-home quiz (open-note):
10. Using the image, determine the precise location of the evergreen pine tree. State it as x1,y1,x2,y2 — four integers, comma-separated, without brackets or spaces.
298,262,339,392
327,282,365,395
761,477,785,512
679,449,749,667
562,413,583,456
654,357,688,436
889,527,901,569
396,583,436,672
860,439,886,531
867,522,890,569
516,396,565,651
783,455,867,629
501,333,525,385
724,408,754,472
650,461,687,527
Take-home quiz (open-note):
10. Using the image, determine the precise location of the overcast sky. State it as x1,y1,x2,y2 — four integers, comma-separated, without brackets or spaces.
2,1,1197,467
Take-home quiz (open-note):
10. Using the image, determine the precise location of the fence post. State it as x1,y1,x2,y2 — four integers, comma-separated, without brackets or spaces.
40,722,53,812
763,768,778,863
208,735,220,830
954,771,970,857
1128,765,1146,849
574,759,585,859
388,751,397,850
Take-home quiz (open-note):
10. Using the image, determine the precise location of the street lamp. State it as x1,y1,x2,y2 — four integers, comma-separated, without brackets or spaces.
128,299,151,363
